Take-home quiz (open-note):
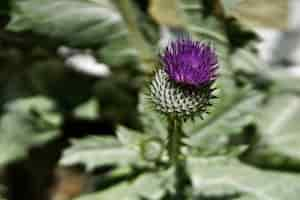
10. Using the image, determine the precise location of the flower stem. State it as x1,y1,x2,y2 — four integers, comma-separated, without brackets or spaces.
167,116,183,165
167,116,188,199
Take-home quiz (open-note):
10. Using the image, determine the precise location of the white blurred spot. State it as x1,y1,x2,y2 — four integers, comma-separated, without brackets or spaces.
287,66,300,77
289,0,300,30
256,28,282,63
58,46,111,77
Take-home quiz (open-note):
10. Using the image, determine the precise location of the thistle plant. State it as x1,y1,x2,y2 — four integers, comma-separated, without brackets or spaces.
149,38,218,165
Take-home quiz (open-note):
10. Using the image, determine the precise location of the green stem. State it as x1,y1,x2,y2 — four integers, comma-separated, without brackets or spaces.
167,117,183,165
167,117,188,199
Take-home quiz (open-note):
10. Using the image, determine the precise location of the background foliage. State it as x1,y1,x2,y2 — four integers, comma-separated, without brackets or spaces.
1,0,300,200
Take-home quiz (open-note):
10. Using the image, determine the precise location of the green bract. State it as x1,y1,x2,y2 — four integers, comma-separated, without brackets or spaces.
149,69,216,119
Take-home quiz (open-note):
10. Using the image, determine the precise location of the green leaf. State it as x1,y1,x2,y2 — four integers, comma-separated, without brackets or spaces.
59,136,140,171
0,96,61,166
8,0,157,70
116,125,165,161
112,0,156,72
149,0,184,27
116,126,145,148
245,94,300,168
231,46,268,74
138,93,168,140
5,95,62,126
75,182,138,200
60,125,166,170
221,0,243,14
8,0,123,46
181,0,228,42
183,82,262,155
7,0,137,66
187,157,300,199
229,0,288,29
220,0,289,29
73,98,99,120
267,68,300,94
75,170,173,200
129,170,173,199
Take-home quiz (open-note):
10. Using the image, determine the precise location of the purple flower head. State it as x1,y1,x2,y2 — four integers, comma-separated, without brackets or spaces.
161,38,218,87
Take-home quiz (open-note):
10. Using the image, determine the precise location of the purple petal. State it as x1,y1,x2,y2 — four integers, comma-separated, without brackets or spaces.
161,38,218,87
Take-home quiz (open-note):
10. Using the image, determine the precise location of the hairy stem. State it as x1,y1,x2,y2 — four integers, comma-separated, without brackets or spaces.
167,117,183,165
167,117,188,199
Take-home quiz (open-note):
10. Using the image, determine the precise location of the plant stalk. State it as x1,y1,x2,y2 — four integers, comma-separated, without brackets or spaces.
167,116,188,199
167,116,183,165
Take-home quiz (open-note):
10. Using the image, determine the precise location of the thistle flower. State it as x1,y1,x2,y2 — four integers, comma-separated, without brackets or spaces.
149,38,218,119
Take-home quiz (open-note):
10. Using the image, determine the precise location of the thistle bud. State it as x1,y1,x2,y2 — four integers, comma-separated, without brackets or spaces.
149,38,218,119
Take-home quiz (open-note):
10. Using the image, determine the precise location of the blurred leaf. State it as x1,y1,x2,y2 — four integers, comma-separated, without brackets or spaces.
183,81,262,155
75,182,138,200
118,124,165,162
7,0,124,46
131,171,173,199
180,0,227,41
188,157,300,199
112,0,156,72
245,94,300,168
230,0,288,29
4,95,62,126
60,136,141,171
231,46,267,74
0,96,61,166
7,0,137,66
221,0,243,14
138,93,168,140
5,95,54,112
73,98,99,120
267,68,300,94
116,126,145,148
149,0,184,27
75,170,173,200
8,0,157,70
60,124,167,171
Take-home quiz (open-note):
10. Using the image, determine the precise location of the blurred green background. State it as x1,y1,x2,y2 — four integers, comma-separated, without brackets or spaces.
1,0,300,200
